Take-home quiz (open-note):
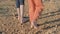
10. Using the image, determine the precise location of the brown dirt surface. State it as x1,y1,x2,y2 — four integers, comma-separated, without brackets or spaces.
0,0,60,34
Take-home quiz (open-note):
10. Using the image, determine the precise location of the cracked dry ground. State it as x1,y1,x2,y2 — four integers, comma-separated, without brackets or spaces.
0,0,60,34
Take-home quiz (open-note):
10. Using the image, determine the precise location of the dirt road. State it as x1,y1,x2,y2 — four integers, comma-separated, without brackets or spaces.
0,0,60,34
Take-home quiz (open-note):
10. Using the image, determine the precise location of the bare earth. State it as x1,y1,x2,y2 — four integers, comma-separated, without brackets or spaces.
0,0,60,34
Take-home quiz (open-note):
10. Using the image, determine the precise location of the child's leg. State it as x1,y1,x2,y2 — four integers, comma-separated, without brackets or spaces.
16,0,24,24
16,0,20,20
28,0,35,28
33,0,43,28
20,5,24,24
33,0,43,22
17,8,20,20
19,0,24,24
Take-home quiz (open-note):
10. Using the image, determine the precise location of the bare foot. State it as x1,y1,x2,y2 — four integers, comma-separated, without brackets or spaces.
20,18,23,24
31,24,34,29
33,22,38,29
30,22,34,28
18,16,23,24
30,24,38,29
18,16,20,20
34,25,38,29
18,17,19,20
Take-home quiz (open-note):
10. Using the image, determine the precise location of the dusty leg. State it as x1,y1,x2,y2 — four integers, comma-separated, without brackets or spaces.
17,8,20,20
28,0,35,28
20,5,24,24
33,0,43,29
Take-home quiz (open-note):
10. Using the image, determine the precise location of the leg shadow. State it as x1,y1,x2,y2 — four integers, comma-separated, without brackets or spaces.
37,18,60,26
15,14,29,23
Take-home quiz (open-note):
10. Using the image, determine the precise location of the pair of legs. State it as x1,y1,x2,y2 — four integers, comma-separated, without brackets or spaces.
16,0,24,23
28,0,43,29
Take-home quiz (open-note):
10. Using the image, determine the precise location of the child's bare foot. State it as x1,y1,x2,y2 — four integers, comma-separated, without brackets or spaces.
18,16,23,24
30,22,34,28
31,24,34,28
31,22,38,29
18,17,19,20
18,16,20,20
20,18,23,25
33,23,38,29
17,15,22,25
34,25,38,29
32,22,38,29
